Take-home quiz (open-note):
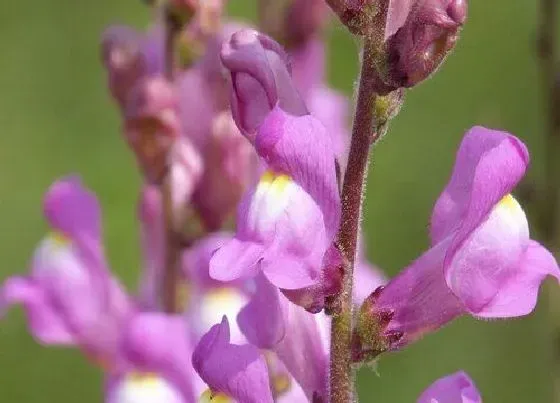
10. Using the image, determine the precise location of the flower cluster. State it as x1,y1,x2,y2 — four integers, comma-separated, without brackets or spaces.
1,0,558,402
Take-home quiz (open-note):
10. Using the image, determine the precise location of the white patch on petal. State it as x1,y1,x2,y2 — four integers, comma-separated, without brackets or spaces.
447,193,530,306
199,288,247,343
494,194,529,237
32,233,85,281
247,170,298,239
113,373,183,403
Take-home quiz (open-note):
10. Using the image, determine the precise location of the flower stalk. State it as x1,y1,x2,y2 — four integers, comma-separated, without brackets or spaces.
329,36,381,403
161,4,183,313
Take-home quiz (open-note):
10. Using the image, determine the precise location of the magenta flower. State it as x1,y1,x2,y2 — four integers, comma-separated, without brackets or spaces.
0,177,132,363
192,316,274,403
106,313,199,403
418,371,482,403
358,127,560,351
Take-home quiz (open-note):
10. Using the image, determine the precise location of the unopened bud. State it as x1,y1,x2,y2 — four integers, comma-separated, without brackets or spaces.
221,29,307,140
101,26,146,109
375,0,468,93
284,0,329,46
167,0,197,26
124,77,181,182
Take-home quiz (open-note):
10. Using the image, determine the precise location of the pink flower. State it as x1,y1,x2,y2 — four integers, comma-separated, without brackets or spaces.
192,316,274,403
357,127,560,353
0,178,132,364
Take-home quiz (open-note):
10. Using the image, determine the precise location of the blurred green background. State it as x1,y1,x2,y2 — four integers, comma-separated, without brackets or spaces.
0,1,555,401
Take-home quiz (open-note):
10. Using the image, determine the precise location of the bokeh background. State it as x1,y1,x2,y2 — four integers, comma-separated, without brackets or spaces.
0,1,555,401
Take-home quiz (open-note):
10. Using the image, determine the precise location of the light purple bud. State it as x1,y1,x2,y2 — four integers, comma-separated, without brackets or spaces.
221,29,307,140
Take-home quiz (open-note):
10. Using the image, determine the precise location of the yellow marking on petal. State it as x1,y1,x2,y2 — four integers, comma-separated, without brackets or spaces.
273,374,291,396
48,231,70,247
499,194,521,212
128,372,160,386
259,170,292,194
200,389,231,403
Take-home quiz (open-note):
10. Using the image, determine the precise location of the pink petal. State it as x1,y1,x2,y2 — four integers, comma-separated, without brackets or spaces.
192,317,273,403
262,253,319,289
386,0,415,40
120,313,197,401
430,127,529,245
476,240,560,318
256,107,341,239
1,276,75,345
209,238,265,282
445,193,530,313
417,371,482,403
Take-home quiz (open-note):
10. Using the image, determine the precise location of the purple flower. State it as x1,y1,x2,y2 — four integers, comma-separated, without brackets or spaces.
210,107,341,305
418,371,482,403
192,316,274,403
220,29,308,139
106,313,200,403
0,177,132,364
237,274,329,401
357,127,560,352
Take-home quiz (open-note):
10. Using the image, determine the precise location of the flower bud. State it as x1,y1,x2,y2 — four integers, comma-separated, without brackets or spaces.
220,29,307,140
192,112,259,231
284,0,329,46
375,0,468,93
124,77,181,182
101,26,146,109
167,0,197,26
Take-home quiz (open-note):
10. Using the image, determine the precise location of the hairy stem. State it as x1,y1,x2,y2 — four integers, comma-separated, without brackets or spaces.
329,36,379,403
161,7,182,313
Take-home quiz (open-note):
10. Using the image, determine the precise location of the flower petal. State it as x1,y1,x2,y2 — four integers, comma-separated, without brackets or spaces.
192,317,273,403
445,194,530,313
475,240,560,318
386,0,415,40
43,176,105,267
238,276,328,401
105,373,187,403
417,371,482,403
0,276,75,345
209,238,265,282
256,107,340,239
237,274,286,349
430,127,529,245
120,313,197,401
375,240,465,347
